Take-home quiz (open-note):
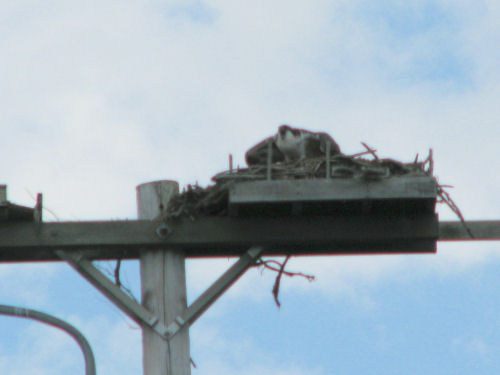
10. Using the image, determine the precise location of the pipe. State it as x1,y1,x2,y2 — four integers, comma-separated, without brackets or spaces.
0,304,96,375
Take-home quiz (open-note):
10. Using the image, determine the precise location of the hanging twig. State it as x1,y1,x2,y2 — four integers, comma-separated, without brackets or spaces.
190,358,197,369
272,256,289,308
437,186,474,238
256,259,315,281
96,261,139,303
254,256,315,308
114,259,122,288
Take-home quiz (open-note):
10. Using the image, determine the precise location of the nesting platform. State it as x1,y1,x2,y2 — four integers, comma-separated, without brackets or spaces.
228,176,437,217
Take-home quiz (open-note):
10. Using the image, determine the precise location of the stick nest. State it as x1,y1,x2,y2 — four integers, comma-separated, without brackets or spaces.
164,150,433,220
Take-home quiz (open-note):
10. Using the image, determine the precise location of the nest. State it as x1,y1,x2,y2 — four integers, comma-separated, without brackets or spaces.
165,151,433,220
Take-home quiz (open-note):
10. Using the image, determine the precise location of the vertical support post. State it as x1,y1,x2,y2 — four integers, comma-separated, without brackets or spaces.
137,181,191,375
325,142,331,179
266,139,273,180
0,185,6,202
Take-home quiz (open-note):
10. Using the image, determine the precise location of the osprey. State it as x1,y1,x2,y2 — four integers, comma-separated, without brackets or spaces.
245,125,341,166
275,125,341,162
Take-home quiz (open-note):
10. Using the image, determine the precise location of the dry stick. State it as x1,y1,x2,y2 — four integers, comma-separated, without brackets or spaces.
272,256,290,308
257,259,315,281
98,261,138,303
266,139,273,180
361,142,379,160
423,148,434,174
437,187,475,238
326,141,331,178
114,259,122,288
350,150,377,158
254,256,316,308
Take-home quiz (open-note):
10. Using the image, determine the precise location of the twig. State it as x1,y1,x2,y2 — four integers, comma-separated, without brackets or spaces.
256,259,315,281
423,148,434,175
361,142,379,160
96,261,139,303
272,256,290,308
25,188,60,221
190,358,197,369
254,256,315,308
350,150,377,158
114,259,122,288
437,186,474,238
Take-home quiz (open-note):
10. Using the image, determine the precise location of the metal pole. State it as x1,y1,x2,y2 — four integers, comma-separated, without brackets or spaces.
0,304,96,375
137,180,191,375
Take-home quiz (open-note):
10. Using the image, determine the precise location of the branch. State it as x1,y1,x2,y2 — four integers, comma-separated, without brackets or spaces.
437,185,474,238
114,259,122,288
254,256,315,308
361,142,379,160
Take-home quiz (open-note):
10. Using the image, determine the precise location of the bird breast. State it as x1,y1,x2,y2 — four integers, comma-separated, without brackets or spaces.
275,132,304,161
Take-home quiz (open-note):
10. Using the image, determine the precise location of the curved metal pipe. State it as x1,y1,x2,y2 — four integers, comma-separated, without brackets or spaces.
0,304,96,375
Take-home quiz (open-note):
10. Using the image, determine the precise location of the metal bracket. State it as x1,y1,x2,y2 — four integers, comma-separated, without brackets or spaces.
164,246,263,339
55,250,170,339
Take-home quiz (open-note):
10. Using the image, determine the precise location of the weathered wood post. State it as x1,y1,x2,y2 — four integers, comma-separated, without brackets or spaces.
0,185,6,202
137,181,191,375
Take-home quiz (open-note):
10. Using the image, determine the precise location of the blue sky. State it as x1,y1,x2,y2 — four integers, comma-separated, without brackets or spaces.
1,1,499,374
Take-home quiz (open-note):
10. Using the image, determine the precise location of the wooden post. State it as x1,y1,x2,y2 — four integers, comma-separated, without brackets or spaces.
0,185,6,202
137,181,191,375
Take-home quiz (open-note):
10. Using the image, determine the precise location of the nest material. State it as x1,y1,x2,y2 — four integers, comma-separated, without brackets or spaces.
165,152,432,220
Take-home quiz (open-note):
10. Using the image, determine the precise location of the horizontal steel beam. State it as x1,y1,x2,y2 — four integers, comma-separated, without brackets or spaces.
0,217,497,262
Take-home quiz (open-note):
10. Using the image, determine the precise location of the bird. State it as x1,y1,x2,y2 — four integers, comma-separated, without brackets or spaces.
245,124,341,166
274,124,341,162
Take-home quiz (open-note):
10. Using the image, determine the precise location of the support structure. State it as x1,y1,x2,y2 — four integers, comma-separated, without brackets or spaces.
55,250,171,339
165,246,263,339
1,181,500,375
137,181,190,375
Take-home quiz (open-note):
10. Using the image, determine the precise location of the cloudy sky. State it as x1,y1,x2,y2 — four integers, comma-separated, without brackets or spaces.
1,0,499,374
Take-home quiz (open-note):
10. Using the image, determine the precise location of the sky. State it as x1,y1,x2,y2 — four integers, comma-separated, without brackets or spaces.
0,0,499,374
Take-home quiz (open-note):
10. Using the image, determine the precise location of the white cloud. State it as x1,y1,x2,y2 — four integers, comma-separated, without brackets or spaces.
190,323,325,375
0,1,499,373
0,263,60,307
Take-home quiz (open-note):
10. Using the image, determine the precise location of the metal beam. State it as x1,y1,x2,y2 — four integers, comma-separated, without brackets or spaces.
55,250,170,339
165,246,263,339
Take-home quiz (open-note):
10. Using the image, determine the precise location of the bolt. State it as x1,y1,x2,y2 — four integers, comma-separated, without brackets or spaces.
156,223,171,239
